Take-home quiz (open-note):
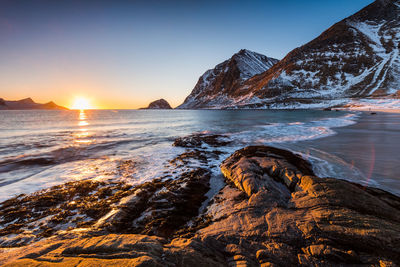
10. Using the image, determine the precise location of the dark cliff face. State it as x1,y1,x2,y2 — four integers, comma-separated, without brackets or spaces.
0,98,68,110
177,49,279,109
179,0,400,109
144,99,172,109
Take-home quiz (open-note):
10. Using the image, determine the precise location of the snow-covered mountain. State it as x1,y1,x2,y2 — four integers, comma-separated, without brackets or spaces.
177,49,278,109
179,0,400,109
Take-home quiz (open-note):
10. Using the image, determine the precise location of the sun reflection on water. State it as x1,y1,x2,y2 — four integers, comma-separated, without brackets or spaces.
74,110,92,144
78,111,89,126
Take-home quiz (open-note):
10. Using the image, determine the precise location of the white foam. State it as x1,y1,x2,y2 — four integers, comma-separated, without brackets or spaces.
0,110,361,202
231,113,359,145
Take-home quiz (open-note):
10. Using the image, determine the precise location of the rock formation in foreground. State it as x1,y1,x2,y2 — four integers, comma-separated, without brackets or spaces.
179,0,400,109
1,143,400,266
177,49,279,109
0,97,68,110
142,98,172,109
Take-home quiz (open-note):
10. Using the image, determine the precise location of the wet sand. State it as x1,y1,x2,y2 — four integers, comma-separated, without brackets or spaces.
300,111,400,196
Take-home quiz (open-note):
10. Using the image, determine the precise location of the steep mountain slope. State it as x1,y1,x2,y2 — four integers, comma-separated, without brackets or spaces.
180,0,400,109
0,98,68,110
237,0,400,108
177,49,279,109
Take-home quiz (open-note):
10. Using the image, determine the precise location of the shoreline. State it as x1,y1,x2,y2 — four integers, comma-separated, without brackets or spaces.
339,108,400,113
297,111,400,196
0,109,399,265
0,109,398,199
1,144,399,266
337,98,400,113
0,109,359,202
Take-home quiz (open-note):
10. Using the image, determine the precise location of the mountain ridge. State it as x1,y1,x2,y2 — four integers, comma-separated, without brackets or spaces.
178,0,400,109
244,0,400,100
177,49,279,109
0,98,68,110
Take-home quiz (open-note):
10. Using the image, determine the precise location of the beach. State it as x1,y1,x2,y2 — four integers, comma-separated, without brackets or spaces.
299,111,400,195
1,141,399,266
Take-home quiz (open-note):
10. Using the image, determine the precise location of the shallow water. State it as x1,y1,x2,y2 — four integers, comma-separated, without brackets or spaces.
0,109,397,201
297,112,400,195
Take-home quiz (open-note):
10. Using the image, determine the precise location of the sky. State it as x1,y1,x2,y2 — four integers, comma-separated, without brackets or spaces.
0,0,374,109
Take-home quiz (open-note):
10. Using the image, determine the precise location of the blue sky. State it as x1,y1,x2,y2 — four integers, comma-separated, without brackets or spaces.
0,0,374,108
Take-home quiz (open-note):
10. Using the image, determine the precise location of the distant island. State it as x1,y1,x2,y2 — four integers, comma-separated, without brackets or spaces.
141,99,172,109
0,98,68,110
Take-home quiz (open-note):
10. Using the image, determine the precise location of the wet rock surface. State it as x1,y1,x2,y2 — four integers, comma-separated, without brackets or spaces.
173,133,231,148
204,146,400,266
0,168,212,248
94,168,211,238
2,145,400,266
1,234,227,267
0,133,231,249
0,180,135,247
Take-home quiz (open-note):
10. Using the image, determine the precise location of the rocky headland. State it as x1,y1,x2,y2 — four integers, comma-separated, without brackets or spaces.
1,138,399,266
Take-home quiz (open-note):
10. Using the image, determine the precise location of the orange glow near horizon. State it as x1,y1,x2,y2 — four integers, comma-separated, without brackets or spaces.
1,91,181,109
70,97,94,110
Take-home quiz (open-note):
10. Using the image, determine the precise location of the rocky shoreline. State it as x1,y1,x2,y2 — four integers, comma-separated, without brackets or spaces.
1,135,399,266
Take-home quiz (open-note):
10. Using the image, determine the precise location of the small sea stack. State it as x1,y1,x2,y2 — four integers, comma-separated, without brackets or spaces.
142,99,172,109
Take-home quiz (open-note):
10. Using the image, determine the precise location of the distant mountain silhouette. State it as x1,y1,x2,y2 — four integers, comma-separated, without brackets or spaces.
0,98,68,110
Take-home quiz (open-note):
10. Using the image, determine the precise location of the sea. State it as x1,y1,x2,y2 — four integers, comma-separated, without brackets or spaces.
0,109,399,201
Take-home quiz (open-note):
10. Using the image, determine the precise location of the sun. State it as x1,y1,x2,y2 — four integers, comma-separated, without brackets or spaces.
70,97,93,110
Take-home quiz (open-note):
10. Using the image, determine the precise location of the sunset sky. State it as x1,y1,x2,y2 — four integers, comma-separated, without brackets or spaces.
0,0,374,109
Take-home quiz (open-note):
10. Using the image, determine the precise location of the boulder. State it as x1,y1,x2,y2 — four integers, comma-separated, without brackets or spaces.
201,145,400,266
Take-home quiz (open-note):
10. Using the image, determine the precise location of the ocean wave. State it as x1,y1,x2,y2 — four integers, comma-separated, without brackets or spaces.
231,112,360,145
0,138,145,174
0,110,365,202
